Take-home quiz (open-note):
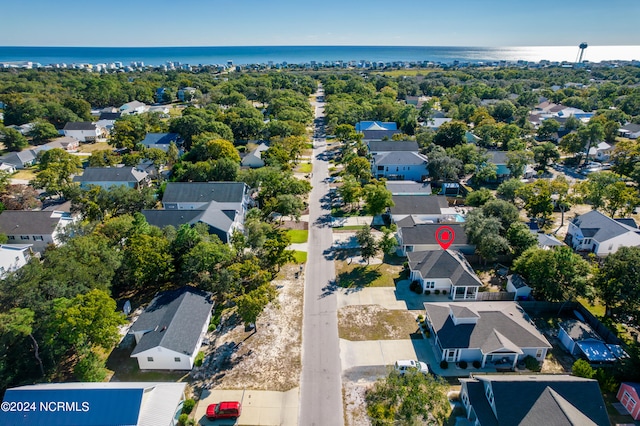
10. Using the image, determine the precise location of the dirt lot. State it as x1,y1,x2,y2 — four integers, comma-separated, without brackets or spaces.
190,263,304,395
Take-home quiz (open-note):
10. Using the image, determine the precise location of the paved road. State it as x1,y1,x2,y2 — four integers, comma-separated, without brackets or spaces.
299,85,345,426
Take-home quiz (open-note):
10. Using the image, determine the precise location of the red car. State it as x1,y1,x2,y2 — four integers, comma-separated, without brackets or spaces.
206,401,242,420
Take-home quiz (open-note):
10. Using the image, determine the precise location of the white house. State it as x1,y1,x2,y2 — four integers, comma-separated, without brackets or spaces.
587,141,613,162
241,142,269,168
0,210,75,253
424,301,551,369
73,167,150,190
0,244,32,278
566,210,640,256
129,287,213,370
161,181,251,213
119,100,149,115
619,123,640,139
407,250,482,299
62,122,105,142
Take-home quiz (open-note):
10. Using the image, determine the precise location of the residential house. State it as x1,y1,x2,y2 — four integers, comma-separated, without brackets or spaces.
42,136,80,152
385,181,432,196
506,274,532,300
129,286,213,370
397,223,473,255
565,210,640,256
139,132,181,152
0,163,16,174
355,121,399,140
619,123,640,139
535,232,564,250
142,205,240,243
424,117,452,131
62,122,104,142
0,244,32,278
6,122,35,135
98,111,121,121
148,105,170,116
241,142,269,168
558,319,627,363
119,100,149,115
367,140,419,156
485,150,535,181
459,375,609,426
371,151,429,181
423,301,551,368
408,250,482,298
1,382,187,426
587,141,613,162
0,210,75,252
617,382,640,420
161,181,251,213
73,167,150,190
0,149,39,169
178,87,197,102
389,195,450,225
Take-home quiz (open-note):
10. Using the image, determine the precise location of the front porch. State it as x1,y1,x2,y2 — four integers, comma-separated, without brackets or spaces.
451,285,478,300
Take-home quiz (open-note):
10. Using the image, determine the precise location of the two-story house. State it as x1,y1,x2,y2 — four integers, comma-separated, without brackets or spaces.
73,167,150,190
0,210,75,253
565,210,640,256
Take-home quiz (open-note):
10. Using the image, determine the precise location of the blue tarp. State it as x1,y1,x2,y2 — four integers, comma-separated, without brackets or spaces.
0,388,143,426
576,339,617,362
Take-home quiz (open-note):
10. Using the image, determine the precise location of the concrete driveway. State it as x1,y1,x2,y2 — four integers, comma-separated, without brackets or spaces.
340,339,432,371
195,388,299,426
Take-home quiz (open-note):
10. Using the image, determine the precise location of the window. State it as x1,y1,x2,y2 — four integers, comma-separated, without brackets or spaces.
147,357,154,362
485,386,494,406
622,391,637,412
7,236,15,240
20,236,29,240
33,236,43,241
377,166,384,171
536,349,543,358
424,281,435,289
174,357,181,362
583,238,591,245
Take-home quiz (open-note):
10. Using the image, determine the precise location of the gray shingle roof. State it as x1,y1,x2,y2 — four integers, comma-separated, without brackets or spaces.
390,195,448,215
0,211,67,235
486,150,508,165
373,151,428,166
63,121,97,131
385,181,432,195
367,140,419,152
130,286,213,356
509,274,529,289
400,223,468,245
407,250,481,287
74,167,148,183
162,182,247,204
572,210,640,242
424,301,551,351
559,319,600,341
462,375,609,426
140,133,180,146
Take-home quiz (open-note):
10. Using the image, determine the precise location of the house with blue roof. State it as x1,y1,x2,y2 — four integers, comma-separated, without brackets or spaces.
129,286,213,370
139,132,181,152
355,121,400,140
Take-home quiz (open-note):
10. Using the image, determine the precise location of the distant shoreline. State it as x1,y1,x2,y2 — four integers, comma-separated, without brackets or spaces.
1,45,639,68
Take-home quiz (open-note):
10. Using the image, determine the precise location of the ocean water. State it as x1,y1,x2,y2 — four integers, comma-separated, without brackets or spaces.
1,45,640,67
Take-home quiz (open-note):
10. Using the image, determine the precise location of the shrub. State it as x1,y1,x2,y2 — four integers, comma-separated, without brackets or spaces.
410,280,422,293
194,351,205,367
440,360,449,369
472,360,481,369
524,355,541,372
178,413,189,426
424,290,431,295
595,368,619,393
571,359,594,379
459,360,468,369
182,399,196,415
442,290,447,295
417,314,424,322
434,289,440,295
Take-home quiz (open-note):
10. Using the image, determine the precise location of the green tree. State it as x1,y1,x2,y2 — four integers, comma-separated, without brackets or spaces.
366,371,450,426
572,359,595,379
496,178,525,203
29,120,59,144
466,188,494,207
363,182,394,216
593,246,640,319
513,246,591,302
271,194,306,222
506,150,534,178
345,156,372,182
88,149,120,167
235,283,277,332
1,127,29,151
0,308,45,378
533,142,560,172
536,119,560,141
506,221,538,258
463,209,509,263
32,148,82,197
378,227,397,255
575,171,629,214
110,115,147,149
338,175,362,210
188,134,240,163
433,120,467,148
120,234,174,289
482,199,519,232
517,180,554,225
356,226,379,265
559,132,585,160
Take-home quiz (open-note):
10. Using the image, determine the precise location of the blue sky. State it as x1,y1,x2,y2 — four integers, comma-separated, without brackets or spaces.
3,0,640,47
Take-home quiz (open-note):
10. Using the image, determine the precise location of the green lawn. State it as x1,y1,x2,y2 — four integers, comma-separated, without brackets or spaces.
297,162,312,173
335,261,403,288
578,297,606,317
292,251,307,264
287,229,308,243
333,225,368,231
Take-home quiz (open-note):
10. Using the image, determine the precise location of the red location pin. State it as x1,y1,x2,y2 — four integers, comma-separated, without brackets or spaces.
435,225,455,250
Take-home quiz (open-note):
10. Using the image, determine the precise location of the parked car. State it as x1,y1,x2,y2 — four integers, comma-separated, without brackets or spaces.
206,401,242,420
394,359,429,375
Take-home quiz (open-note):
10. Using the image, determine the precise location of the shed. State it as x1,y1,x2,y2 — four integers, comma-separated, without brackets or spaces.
617,382,640,420
506,274,532,300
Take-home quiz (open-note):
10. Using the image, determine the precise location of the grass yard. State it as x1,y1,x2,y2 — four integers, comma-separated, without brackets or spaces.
297,162,312,173
577,297,606,317
338,305,419,341
287,229,308,243
292,251,307,264
77,141,111,153
11,168,37,181
333,225,368,231
335,260,403,288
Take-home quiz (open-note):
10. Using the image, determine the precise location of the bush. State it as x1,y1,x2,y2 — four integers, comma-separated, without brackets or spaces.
410,280,422,293
459,360,468,369
571,359,594,379
424,290,431,295
440,360,449,369
442,290,447,295
472,360,481,369
178,413,189,426
524,355,541,372
434,289,440,295
194,351,205,367
182,399,196,415
417,314,424,322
